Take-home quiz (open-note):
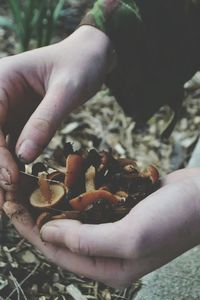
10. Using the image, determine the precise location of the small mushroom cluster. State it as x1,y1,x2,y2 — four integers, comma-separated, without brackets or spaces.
27,144,160,228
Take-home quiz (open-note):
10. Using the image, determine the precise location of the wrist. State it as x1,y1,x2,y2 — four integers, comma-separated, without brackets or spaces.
61,25,115,73
78,25,117,73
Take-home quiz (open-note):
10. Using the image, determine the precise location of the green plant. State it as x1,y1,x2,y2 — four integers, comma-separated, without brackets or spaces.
0,0,65,52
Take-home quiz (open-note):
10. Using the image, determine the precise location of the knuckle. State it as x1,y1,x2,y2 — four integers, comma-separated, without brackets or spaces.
69,226,91,255
63,228,84,255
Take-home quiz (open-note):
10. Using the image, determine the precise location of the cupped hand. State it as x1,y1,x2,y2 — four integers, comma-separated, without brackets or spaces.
3,168,200,288
0,25,112,194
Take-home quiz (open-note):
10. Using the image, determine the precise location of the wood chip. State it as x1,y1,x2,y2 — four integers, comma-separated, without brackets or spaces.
66,284,88,300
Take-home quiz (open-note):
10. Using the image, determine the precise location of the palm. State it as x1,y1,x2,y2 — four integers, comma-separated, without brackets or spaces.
3,168,200,287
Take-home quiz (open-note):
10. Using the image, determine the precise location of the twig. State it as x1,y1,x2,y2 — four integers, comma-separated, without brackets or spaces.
94,281,98,299
6,263,40,300
66,284,88,300
8,271,28,300
19,170,61,184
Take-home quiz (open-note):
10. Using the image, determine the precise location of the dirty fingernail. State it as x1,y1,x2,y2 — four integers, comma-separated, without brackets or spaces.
17,139,41,162
0,168,11,185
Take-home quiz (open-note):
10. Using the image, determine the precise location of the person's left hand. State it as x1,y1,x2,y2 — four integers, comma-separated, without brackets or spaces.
3,167,200,288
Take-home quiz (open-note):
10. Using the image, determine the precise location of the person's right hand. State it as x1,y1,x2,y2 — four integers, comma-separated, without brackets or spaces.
0,25,113,197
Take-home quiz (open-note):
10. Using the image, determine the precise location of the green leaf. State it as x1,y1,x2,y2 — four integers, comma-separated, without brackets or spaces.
0,16,15,31
53,0,65,22
7,0,24,40
8,0,22,26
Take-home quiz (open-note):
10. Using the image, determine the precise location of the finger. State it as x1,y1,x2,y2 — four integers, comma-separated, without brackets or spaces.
0,188,4,208
0,129,19,191
40,217,132,259
3,201,132,288
0,87,9,125
0,189,4,244
0,88,19,190
16,83,79,163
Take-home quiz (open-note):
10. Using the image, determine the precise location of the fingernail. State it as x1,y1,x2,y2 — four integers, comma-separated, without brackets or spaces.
17,139,41,162
40,225,58,241
0,168,11,185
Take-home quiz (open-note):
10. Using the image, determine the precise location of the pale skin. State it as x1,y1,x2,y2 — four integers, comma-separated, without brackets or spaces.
0,25,200,288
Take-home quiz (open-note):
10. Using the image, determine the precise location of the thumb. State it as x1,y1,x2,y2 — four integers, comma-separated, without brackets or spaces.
16,84,80,162
40,218,131,258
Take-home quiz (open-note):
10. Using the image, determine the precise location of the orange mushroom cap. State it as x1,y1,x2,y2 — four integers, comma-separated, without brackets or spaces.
64,154,85,188
69,190,118,212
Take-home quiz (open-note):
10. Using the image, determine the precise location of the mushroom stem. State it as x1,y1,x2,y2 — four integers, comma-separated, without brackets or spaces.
39,172,52,204
85,166,96,192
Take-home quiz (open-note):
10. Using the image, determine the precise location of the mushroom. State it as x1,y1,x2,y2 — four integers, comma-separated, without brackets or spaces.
27,147,160,226
114,191,129,202
69,190,118,212
48,171,65,182
36,212,51,229
85,165,96,192
98,150,110,172
112,207,131,220
86,148,101,168
50,211,80,221
118,158,138,174
139,165,159,184
30,172,66,208
64,154,85,188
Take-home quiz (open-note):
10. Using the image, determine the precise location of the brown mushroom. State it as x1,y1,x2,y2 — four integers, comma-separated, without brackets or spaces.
112,207,131,220
140,165,159,184
118,158,138,173
50,211,80,221
30,172,66,208
114,191,129,202
36,212,51,229
98,150,110,172
69,190,118,212
48,171,65,182
64,154,85,188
